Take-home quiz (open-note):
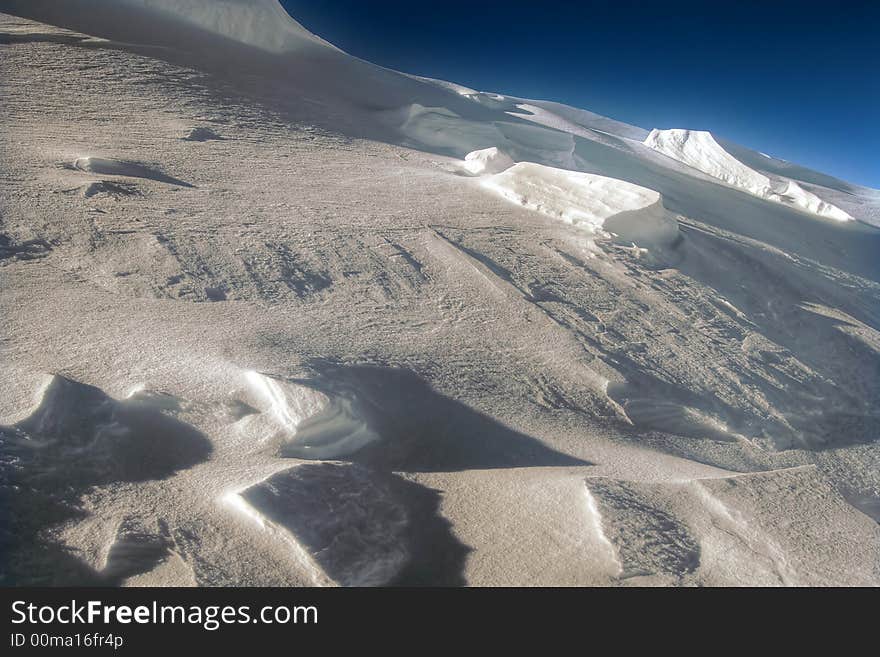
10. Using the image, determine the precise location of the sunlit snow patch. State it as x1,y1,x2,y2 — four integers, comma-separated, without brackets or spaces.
644,129,852,221
460,147,515,175
482,162,680,249
244,371,379,459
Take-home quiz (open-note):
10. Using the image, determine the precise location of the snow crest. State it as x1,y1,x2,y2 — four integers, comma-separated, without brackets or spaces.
645,129,852,221
482,162,681,248
461,147,515,175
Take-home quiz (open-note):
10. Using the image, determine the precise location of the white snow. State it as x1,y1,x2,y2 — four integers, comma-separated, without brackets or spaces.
482,162,681,248
645,128,853,221
1,2,879,588
645,128,771,193
384,103,503,155
765,179,853,222
244,371,379,459
460,147,515,175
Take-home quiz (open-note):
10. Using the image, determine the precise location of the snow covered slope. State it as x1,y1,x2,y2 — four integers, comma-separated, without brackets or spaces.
1,2,879,587
644,129,853,221
0,0,335,53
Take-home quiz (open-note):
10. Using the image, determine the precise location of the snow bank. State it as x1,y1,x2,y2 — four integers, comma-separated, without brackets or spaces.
645,129,852,221
482,163,680,248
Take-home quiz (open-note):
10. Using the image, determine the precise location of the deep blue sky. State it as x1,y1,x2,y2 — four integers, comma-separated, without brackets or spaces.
280,0,879,188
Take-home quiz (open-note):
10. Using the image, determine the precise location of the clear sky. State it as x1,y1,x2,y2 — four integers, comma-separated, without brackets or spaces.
279,0,879,189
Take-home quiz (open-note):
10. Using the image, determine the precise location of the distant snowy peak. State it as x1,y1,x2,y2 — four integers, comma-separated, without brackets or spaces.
645,129,852,221
645,129,770,193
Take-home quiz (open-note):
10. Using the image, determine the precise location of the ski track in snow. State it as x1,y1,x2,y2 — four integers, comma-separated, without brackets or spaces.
1,1,879,586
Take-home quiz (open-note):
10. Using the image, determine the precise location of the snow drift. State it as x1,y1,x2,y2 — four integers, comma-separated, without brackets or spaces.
482,162,681,249
460,147,515,175
2,1,880,588
644,129,853,221
244,371,380,459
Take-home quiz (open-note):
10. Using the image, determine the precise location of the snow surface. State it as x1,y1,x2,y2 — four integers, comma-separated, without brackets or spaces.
482,162,681,249
645,129,853,221
461,147,515,175
1,2,879,587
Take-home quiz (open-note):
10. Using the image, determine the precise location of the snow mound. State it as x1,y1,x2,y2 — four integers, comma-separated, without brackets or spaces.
244,371,379,459
644,129,852,221
461,147,515,175
4,375,211,484
586,478,701,580
0,375,212,585
183,127,223,142
645,129,770,193
482,162,681,248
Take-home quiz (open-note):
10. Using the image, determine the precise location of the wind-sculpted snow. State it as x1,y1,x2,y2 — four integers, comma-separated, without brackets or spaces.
72,156,193,187
0,0,334,54
460,147,515,175
482,162,681,249
646,129,771,193
7,376,211,484
102,516,174,583
581,469,880,586
1,7,879,586
310,364,590,472
586,479,701,582
236,463,469,586
245,364,589,472
244,371,380,460
645,129,852,221
689,467,880,585
0,376,211,585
